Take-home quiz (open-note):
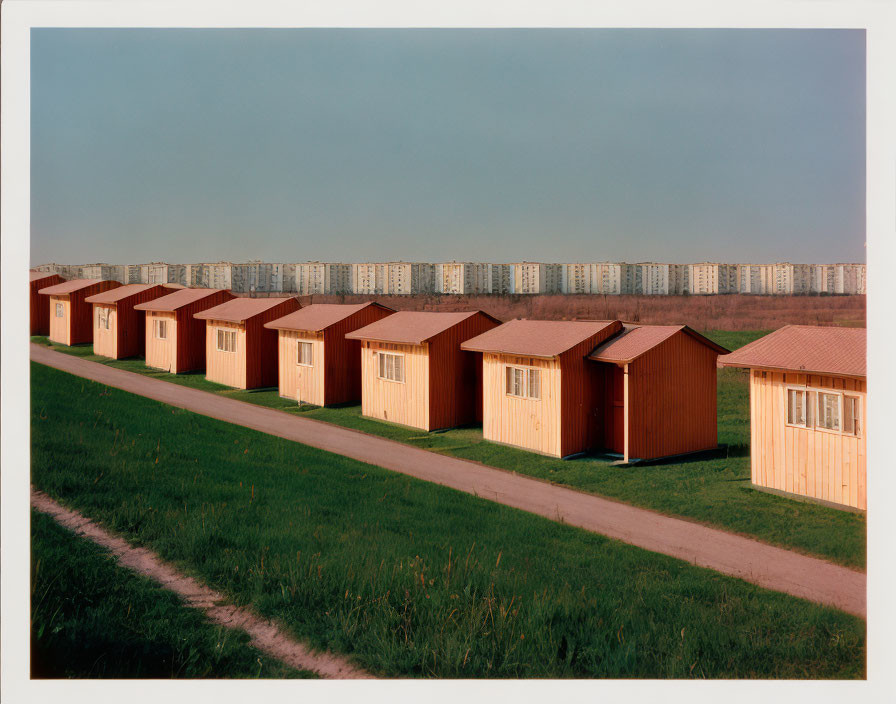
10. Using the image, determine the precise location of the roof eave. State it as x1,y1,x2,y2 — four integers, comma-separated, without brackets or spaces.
718,361,865,379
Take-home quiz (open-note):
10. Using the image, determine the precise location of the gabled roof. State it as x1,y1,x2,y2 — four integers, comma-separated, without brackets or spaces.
718,325,866,378
264,302,394,332
134,288,230,312
37,279,113,295
193,296,298,324
345,310,500,345
589,325,729,363
461,319,622,359
84,283,164,304
30,271,62,282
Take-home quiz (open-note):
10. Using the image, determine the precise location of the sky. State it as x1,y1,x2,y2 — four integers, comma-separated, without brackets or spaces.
30,28,866,265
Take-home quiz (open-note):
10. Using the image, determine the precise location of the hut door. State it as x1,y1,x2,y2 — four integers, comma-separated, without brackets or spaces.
609,366,625,454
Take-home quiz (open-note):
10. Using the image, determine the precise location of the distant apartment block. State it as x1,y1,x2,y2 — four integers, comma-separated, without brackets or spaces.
352,262,435,295
294,262,352,295
511,262,562,294
635,263,688,295
438,262,510,295
231,261,288,293
687,263,737,295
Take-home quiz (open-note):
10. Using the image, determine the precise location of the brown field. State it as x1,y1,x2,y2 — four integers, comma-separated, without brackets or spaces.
259,293,865,331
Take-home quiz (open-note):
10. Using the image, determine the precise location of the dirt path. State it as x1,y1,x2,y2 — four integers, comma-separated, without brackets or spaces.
31,487,372,679
31,344,866,618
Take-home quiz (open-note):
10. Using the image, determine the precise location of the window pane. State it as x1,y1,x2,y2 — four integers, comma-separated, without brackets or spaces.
528,369,540,399
395,355,404,382
379,352,385,378
818,392,840,430
787,389,805,425
506,366,513,394
844,395,859,436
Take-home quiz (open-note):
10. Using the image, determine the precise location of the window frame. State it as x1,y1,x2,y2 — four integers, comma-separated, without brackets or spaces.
216,328,238,353
55,302,64,318
504,364,542,401
153,318,168,340
296,340,314,367
783,384,863,438
376,351,405,384
96,306,110,330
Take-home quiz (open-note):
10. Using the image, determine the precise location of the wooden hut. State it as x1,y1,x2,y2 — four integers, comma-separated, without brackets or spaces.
38,279,122,346
85,284,170,359
346,310,500,431
264,302,395,406
193,296,300,389
588,325,728,462
134,287,234,373
719,326,866,510
30,271,65,335
461,319,624,458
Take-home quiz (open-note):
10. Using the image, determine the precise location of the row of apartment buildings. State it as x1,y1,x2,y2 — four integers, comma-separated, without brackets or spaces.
32,260,867,296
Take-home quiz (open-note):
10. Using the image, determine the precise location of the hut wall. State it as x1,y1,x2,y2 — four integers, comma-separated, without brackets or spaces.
750,370,866,510
361,341,430,430
92,304,119,358
144,311,178,372
277,330,326,405
30,274,64,335
204,320,248,389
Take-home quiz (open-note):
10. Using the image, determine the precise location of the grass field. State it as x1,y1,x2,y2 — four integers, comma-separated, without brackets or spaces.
31,509,309,678
31,363,865,678
31,332,866,568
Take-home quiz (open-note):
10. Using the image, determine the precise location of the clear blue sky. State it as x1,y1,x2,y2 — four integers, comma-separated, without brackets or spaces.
30,29,865,265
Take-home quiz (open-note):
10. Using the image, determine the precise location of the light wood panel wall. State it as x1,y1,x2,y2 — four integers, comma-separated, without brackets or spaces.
204,321,248,389
48,296,72,346
92,304,118,358
361,341,430,430
481,353,562,456
144,311,177,372
750,369,866,510
277,331,325,405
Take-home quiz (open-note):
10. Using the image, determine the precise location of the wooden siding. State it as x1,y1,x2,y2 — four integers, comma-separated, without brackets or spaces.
426,313,500,430
92,305,119,358
168,290,234,373
624,330,719,460
322,305,395,405
204,320,248,389
30,274,64,335
278,331,326,405
205,298,300,390
558,337,610,458
361,341,430,430
45,281,120,346
481,353,563,456
144,311,177,372
750,370,866,510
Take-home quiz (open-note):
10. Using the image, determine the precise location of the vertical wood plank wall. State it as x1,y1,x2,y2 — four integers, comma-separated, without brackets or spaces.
323,306,394,405
427,313,500,430
92,305,119,358
558,335,615,457
48,296,72,346
172,290,234,373
361,341,430,430
244,300,300,389
278,330,325,404
144,311,177,372
31,275,64,335
481,353,562,456
205,321,248,389
625,331,719,460
750,369,866,510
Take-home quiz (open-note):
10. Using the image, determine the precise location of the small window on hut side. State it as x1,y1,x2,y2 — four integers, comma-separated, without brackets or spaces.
154,319,167,340
377,352,404,383
786,389,808,427
843,395,861,436
96,307,110,330
297,341,313,366
817,392,841,431
55,303,64,318
216,328,237,353
505,365,540,400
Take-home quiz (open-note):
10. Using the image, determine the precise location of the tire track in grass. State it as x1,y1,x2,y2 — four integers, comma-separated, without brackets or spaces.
31,487,373,680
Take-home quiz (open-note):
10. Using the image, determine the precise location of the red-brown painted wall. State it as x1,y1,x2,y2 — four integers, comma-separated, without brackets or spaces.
244,299,302,389
173,290,235,372
30,274,65,335
322,304,394,405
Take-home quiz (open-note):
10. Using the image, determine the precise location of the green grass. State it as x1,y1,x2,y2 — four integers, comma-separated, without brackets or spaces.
31,363,865,678
31,509,310,678
30,331,866,568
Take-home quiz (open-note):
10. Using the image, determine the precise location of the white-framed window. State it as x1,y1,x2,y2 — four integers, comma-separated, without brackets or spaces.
55,302,64,318
297,341,313,366
505,365,541,400
216,328,237,353
784,385,862,437
377,352,404,383
96,307,110,330
154,319,168,340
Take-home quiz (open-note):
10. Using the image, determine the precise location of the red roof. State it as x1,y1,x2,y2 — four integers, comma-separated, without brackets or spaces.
589,325,728,363
461,319,622,358
84,283,163,304
718,325,866,378
30,271,62,283
193,297,298,324
264,302,393,332
134,288,230,312
37,279,113,295
346,311,499,345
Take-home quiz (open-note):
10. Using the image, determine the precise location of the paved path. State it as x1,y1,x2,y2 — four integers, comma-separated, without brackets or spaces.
31,344,866,618
31,487,372,679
